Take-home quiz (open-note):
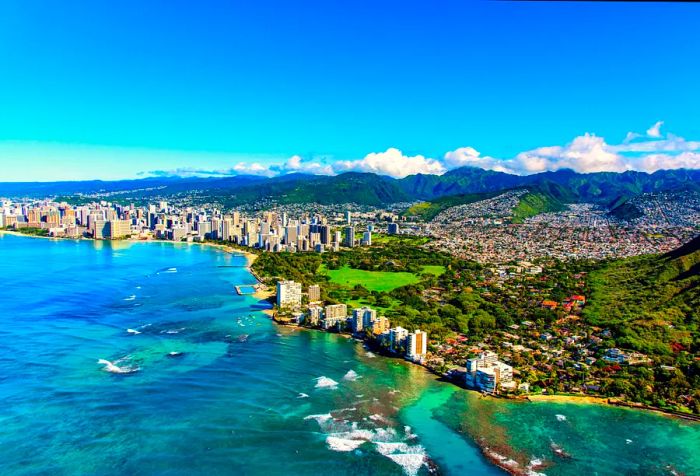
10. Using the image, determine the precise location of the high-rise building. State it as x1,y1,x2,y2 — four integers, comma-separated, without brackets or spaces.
307,305,324,326
344,226,355,247
285,225,298,245
465,351,513,393
388,222,400,235
222,218,233,241
27,209,42,227
389,327,409,352
321,304,348,331
107,219,131,239
276,280,302,308
407,329,428,362
324,303,347,320
308,284,321,302
352,307,377,334
372,316,390,335
362,231,372,246
92,219,109,239
198,220,212,237
319,225,331,245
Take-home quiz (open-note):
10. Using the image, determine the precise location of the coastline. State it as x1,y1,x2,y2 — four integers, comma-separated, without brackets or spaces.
0,229,75,240
5,229,698,476
524,394,610,406
1,230,275,308
4,230,696,423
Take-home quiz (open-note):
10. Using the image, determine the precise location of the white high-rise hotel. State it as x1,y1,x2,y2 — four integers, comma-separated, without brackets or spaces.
407,329,428,362
276,280,302,308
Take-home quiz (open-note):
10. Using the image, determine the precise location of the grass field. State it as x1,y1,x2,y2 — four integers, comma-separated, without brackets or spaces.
322,264,421,292
370,234,430,246
346,297,402,312
421,265,446,276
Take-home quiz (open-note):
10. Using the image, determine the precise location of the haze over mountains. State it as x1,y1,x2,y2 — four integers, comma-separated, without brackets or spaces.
1,167,699,208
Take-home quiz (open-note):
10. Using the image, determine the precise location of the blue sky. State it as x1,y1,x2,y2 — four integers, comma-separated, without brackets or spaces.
1,0,699,181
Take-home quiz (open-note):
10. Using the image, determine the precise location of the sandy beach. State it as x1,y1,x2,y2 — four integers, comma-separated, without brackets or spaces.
526,394,610,405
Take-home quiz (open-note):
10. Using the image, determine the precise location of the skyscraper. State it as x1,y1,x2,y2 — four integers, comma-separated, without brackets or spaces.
344,226,355,247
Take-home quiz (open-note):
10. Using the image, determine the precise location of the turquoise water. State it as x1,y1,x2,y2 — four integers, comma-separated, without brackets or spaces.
0,234,698,476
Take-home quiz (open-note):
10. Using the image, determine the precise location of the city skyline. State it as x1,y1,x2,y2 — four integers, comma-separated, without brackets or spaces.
1,1,700,181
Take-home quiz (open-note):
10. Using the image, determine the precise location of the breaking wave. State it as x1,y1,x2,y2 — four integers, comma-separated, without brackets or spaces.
304,409,424,476
326,436,366,452
343,370,360,381
314,376,339,389
97,358,139,374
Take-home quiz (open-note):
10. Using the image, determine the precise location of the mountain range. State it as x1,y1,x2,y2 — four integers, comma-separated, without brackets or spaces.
2,167,699,208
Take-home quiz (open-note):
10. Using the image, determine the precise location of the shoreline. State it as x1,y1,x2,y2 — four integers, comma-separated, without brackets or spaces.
1,229,275,304
270,317,700,424
5,230,696,423
5,229,698,476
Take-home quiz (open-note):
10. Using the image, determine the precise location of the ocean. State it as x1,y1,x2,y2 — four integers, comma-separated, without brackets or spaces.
0,233,697,476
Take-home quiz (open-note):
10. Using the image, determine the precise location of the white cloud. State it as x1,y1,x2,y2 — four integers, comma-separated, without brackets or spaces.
332,148,446,178
612,134,700,153
443,147,511,173
637,151,700,173
278,155,334,175
441,125,700,176
646,120,664,138
623,131,641,144
512,133,626,174
6,120,698,183
230,162,277,177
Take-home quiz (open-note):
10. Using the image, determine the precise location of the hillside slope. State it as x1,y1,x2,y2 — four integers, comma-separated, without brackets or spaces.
402,191,501,221
404,183,571,222
583,236,700,356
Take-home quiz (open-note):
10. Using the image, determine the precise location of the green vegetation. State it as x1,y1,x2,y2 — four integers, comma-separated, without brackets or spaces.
608,196,644,221
403,192,500,221
511,190,567,223
584,236,700,355
4,227,49,237
321,264,421,292
251,231,700,413
249,252,322,285
421,265,446,276
369,234,429,246
583,236,700,412
209,172,410,207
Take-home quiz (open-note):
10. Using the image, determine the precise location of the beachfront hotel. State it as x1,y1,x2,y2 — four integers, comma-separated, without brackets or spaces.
465,350,514,393
276,280,302,308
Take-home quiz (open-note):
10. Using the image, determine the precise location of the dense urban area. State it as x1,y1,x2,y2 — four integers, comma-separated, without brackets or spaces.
2,187,699,416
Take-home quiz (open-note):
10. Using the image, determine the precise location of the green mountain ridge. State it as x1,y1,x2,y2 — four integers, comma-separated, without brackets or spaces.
403,183,571,222
583,235,700,356
3,167,699,210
